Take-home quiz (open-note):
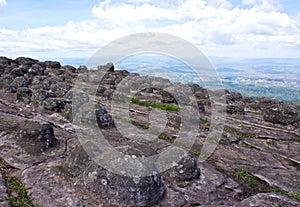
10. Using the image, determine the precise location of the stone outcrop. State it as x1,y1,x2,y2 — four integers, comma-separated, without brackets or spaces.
0,56,299,207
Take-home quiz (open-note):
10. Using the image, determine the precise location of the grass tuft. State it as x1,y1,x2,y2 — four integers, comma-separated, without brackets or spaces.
127,96,180,112
271,188,300,201
235,168,257,187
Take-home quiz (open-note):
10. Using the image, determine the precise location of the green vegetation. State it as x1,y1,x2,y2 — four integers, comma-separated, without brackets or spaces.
0,157,38,207
250,111,262,115
127,96,180,112
225,127,256,139
271,188,300,201
235,168,258,187
4,176,39,207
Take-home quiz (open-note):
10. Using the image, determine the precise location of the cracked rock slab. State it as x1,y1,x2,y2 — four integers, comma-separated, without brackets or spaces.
236,193,300,207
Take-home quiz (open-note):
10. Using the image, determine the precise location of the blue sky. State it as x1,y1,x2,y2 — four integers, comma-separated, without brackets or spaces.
0,0,299,58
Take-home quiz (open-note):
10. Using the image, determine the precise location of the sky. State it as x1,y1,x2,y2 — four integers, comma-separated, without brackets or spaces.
0,0,299,59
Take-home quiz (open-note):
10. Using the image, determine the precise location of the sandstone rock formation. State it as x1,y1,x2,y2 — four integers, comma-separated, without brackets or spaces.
0,56,299,207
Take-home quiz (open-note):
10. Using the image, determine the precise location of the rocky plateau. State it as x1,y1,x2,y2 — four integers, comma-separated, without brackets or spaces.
0,56,299,207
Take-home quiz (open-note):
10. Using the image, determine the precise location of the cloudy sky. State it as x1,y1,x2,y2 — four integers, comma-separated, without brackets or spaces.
0,0,299,58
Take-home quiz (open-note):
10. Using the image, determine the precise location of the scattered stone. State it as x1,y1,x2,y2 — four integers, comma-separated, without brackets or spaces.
10,68,24,78
50,82,72,97
162,153,201,183
226,92,243,103
42,98,71,112
256,97,283,110
0,74,13,90
78,65,88,72
32,89,56,104
28,64,45,78
45,61,61,69
16,87,32,104
227,104,245,114
9,76,29,92
263,104,299,127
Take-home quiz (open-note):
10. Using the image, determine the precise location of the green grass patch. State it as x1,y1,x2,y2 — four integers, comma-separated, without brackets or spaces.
250,111,262,115
235,168,258,187
127,96,180,112
271,188,300,201
5,176,39,207
0,157,39,207
225,127,256,139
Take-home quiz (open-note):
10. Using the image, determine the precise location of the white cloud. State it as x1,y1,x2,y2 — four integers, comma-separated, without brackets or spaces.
0,0,299,58
0,0,7,9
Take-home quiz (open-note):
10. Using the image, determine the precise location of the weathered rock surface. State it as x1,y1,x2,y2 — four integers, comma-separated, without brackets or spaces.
263,104,299,127
236,193,300,207
0,57,299,207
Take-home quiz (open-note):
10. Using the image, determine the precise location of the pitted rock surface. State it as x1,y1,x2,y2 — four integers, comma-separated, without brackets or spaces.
0,57,299,206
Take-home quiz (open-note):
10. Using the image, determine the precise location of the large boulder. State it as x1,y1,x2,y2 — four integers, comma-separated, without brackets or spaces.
162,153,201,183
45,61,61,69
14,57,38,66
50,82,72,97
226,92,243,103
0,74,13,90
9,76,29,92
256,97,283,110
16,87,32,104
227,104,245,114
63,143,165,206
32,89,56,105
28,64,45,78
17,121,57,153
263,104,299,127
10,68,24,78
74,102,114,128
42,98,71,112
98,62,114,72
0,56,12,66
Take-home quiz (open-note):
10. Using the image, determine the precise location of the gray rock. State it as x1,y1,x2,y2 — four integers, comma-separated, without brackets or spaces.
236,193,300,207
32,89,56,105
226,92,243,103
42,98,71,112
9,76,29,92
98,62,114,72
197,101,205,113
78,65,88,72
45,61,61,69
0,74,13,90
263,104,299,127
75,102,114,128
63,143,165,206
16,87,32,104
28,64,45,77
14,57,38,66
50,82,72,97
162,154,201,183
242,96,255,103
17,121,57,153
0,56,12,65
256,97,283,110
10,68,24,78
227,104,245,114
